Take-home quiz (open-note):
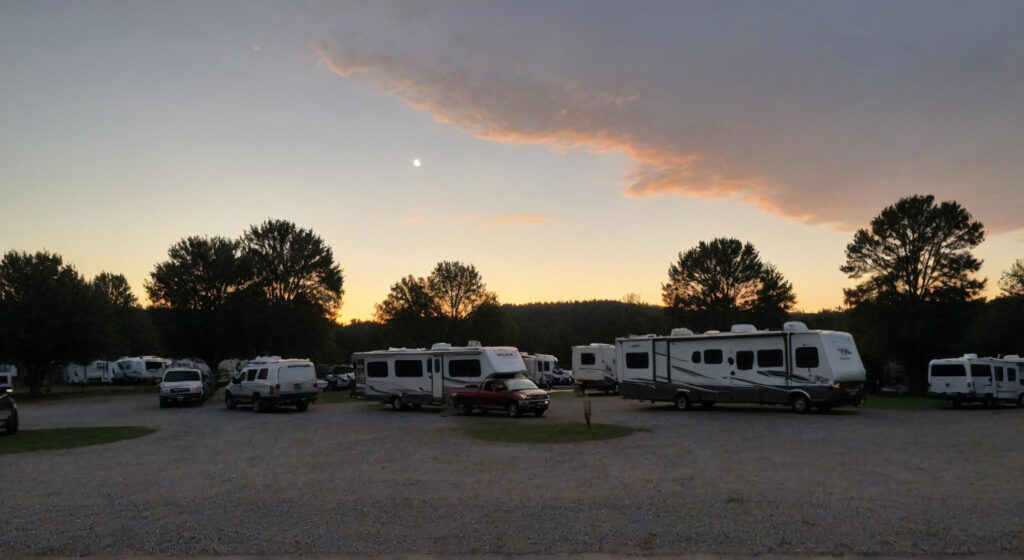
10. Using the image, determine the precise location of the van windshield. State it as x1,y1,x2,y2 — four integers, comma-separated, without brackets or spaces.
164,370,200,382
280,364,315,384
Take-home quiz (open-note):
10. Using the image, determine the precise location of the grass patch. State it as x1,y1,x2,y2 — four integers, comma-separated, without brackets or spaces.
462,422,644,444
15,384,157,401
315,390,360,405
861,395,947,411
0,426,155,454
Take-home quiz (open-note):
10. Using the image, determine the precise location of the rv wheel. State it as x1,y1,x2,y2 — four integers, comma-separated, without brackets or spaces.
5,412,18,435
673,393,690,411
790,394,811,414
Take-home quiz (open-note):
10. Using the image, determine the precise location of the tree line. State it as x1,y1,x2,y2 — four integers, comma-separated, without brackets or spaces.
2,196,1023,396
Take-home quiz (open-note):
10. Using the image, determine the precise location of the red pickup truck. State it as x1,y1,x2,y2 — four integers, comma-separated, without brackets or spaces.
448,374,550,417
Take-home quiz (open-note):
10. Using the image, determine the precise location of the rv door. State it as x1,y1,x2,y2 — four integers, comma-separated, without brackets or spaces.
430,355,443,399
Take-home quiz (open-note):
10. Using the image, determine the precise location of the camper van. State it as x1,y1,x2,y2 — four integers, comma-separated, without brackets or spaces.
572,343,617,393
616,322,866,413
115,356,171,384
521,353,559,388
224,358,318,412
352,341,528,410
928,354,1023,407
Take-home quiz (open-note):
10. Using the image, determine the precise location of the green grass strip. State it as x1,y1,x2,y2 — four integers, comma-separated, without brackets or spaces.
462,422,644,443
0,426,156,454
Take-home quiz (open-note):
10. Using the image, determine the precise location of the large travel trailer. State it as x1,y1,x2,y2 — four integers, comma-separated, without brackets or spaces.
115,356,171,384
521,353,559,388
62,363,86,384
616,322,866,413
86,360,117,384
571,343,617,393
928,354,1023,407
352,341,528,410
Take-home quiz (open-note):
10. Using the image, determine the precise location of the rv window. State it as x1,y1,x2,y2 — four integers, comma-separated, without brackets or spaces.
625,352,649,369
970,364,990,378
736,351,754,370
434,358,440,372
994,367,1004,382
395,360,423,378
703,349,723,365
366,362,388,378
795,347,819,368
757,349,784,368
449,359,481,378
1008,368,1017,382
580,353,596,366
691,351,701,364
257,369,268,380
930,364,966,377
426,359,432,374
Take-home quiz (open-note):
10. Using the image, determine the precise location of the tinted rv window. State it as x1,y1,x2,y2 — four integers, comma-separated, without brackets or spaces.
366,362,388,378
449,359,481,377
246,369,258,382
580,353,596,366
970,364,990,378
703,349,723,364
757,349,784,368
736,351,754,370
691,351,701,364
426,359,432,374
625,352,649,369
930,364,966,377
1009,368,1017,382
395,360,423,378
795,347,819,368
257,369,268,380
994,367,1004,382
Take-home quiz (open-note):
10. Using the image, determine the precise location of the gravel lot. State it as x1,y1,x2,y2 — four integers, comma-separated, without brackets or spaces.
1,390,1022,557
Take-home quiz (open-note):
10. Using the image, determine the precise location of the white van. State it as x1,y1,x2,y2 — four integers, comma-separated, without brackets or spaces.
224,358,318,412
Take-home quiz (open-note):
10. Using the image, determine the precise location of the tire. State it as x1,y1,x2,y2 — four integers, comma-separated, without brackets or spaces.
1017,394,1023,407
296,400,309,412
392,397,410,411
673,393,690,411
534,409,546,417
159,399,167,409
791,394,811,414
5,412,18,435
251,394,263,413
506,401,521,417
225,392,237,410
455,400,472,416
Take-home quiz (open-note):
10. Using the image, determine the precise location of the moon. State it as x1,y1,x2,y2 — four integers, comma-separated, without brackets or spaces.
413,158,422,168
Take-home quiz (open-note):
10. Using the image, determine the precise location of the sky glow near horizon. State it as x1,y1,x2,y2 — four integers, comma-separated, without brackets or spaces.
1,1,1023,324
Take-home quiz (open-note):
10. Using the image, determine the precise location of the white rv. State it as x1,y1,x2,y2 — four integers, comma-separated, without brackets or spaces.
928,354,1023,407
352,341,528,410
616,322,866,413
521,353,559,388
115,356,171,384
62,363,87,384
0,364,16,389
571,343,617,393
86,360,117,384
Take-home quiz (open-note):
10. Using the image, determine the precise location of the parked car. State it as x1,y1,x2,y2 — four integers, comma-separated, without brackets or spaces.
159,368,206,407
549,369,574,386
224,358,318,412
1,387,18,435
447,373,550,417
325,372,353,390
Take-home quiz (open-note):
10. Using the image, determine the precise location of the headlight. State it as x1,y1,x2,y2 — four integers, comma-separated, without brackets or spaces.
833,382,841,389
190,385,202,393
159,387,169,394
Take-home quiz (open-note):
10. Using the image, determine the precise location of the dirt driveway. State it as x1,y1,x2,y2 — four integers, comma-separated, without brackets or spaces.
1,391,1021,556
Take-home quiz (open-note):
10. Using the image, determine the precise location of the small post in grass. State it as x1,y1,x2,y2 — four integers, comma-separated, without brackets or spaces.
583,395,592,428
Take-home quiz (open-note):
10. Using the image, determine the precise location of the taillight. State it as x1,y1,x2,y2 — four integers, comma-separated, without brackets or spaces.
966,381,972,388
270,384,279,395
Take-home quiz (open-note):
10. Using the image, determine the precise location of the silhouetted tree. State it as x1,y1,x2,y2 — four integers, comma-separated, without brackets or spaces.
93,272,138,309
841,194,986,393
146,236,240,312
999,259,1024,297
375,276,439,322
662,238,796,331
0,251,106,395
427,261,497,337
240,219,344,319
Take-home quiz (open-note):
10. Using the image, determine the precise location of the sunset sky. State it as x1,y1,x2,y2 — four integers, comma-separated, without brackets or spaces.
2,1,1022,323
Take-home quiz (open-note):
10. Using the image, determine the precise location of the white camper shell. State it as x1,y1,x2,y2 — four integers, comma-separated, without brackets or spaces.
571,343,617,393
928,354,1024,407
352,341,528,410
616,322,867,414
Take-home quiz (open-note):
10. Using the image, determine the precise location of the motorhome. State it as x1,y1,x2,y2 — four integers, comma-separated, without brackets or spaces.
86,360,117,384
616,322,866,413
571,343,617,393
521,353,559,388
115,356,171,384
928,354,1023,407
352,341,528,410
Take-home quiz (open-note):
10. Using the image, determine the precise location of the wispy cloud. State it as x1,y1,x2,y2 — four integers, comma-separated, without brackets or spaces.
401,215,563,227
